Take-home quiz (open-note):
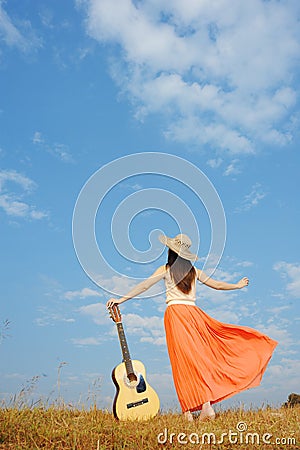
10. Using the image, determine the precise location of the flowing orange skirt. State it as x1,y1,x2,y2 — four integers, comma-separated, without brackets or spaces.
164,304,278,413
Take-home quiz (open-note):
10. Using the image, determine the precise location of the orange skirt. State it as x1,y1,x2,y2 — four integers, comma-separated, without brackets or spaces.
164,304,278,413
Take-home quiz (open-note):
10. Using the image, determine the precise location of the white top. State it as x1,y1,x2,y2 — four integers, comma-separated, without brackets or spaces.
164,268,196,305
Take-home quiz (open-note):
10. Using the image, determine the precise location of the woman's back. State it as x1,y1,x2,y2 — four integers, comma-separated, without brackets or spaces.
164,268,196,304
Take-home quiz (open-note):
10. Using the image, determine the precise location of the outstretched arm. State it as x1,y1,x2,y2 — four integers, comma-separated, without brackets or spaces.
197,269,249,290
106,265,166,307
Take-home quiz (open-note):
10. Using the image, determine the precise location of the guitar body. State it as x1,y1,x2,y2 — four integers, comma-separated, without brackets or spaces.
112,359,160,421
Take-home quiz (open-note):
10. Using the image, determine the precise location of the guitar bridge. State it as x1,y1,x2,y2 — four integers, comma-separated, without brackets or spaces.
127,398,149,409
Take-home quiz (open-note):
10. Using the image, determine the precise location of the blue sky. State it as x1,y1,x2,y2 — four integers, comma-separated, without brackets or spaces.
1,0,300,411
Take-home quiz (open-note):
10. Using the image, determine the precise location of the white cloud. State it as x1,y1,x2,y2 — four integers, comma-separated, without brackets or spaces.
32,131,74,163
164,117,254,154
0,196,30,217
147,372,177,407
78,301,165,345
35,312,75,327
140,336,165,346
64,287,101,300
78,302,108,325
38,7,55,30
0,2,41,53
71,337,103,346
204,304,240,324
195,260,259,324
3,372,25,379
202,265,242,284
94,273,164,298
94,274,137,296
122,312,165,345
235,183,267,212
32,131,44,145
0,4,22,47
0,169,35,192
267,305,291,315
264,358,300,393
254,322,295,353
78,0,300,154
207,158,223,169
77,46,94,61
198,286,251,324
223,159,241,177
0,169,48,220
236,260,253,268
273,261,300,299
51,143,74,163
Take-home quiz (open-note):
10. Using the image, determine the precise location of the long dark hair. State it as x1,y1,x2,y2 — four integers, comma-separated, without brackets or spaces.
166,249,196,294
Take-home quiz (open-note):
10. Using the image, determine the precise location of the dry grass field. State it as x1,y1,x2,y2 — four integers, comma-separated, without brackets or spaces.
0,403,299,449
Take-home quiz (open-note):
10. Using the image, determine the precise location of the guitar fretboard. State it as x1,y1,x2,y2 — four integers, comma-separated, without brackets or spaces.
116,323,135,378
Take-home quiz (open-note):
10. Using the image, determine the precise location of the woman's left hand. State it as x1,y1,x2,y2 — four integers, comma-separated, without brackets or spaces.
237,277,249,289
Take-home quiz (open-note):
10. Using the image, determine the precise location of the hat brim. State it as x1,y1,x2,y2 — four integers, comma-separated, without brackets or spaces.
159,234,198,261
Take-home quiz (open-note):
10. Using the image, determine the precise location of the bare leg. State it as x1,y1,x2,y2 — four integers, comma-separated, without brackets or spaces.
199,401,216,421
183,410,193,422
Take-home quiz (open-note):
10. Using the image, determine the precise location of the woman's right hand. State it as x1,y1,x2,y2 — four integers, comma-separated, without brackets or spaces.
237,277,249,289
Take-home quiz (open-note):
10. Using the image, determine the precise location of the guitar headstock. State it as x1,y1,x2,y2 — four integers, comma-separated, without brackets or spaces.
108,304,122,323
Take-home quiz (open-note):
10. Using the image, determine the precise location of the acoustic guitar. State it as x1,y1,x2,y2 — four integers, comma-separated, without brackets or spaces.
108,304,160,421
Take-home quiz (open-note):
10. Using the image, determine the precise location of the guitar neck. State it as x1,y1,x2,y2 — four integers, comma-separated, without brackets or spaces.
116,322,135,377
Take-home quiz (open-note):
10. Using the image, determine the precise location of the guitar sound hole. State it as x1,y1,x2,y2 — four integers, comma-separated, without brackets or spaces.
127,372,137,382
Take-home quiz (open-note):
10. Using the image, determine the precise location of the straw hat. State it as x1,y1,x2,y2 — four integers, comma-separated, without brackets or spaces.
159,233,198,261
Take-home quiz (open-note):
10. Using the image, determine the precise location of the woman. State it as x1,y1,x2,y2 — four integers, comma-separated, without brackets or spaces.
106,233,278,421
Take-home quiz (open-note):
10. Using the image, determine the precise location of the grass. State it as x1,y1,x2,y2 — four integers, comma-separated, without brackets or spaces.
0,403,299,449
